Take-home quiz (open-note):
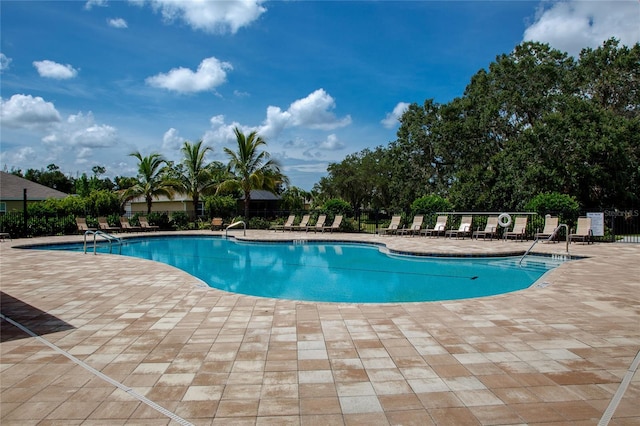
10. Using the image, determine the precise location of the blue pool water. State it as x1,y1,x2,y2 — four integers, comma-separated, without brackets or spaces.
30,236,562,303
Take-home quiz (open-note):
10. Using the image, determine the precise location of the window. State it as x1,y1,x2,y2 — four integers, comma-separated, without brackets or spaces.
0,202,5,214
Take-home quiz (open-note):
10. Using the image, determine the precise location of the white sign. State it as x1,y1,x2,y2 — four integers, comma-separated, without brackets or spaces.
587,212,605,237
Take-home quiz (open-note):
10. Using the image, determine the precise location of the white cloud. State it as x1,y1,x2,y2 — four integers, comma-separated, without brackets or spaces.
202,115,245,148
85,0,107,10
0,94,61,128
108,18,128,28
161,127,183,152
288,89,352,130
143,0,266,34
12,147,37,163
317,134,344,151
0,53,11,72
381,102,410,129
1,94,120,171
40,113,117,152
33,60,79,79
146,57,233,93
259,89,352,138
523,0,640,57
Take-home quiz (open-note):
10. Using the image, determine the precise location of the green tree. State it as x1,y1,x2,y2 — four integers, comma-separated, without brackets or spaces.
177,140,222,218
121,151,175,214
25,164,75,193
219,127,287,219
280,186,310,211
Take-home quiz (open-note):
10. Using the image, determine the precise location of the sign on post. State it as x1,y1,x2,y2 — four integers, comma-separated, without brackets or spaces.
587,212,604,237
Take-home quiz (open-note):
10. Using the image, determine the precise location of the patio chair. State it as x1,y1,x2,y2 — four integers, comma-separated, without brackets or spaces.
210,217,224,231
98,216,120,233
473,216,499,240
505,216,528,241
309,215,327,232
569,217,593,244
321,215,343,233
272,215,296,232
120,216,142,232
139,216,159,231
445,216,473,239
378,215,402,235
292,214,311,231
421,215,448,237
398,215,424,236
76,217,96,234
535,216,559,241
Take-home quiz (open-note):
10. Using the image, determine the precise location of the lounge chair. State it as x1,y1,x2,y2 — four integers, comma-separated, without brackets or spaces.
98,217,120,233
505,216,528,241
120,216,141,232
139,216,159,231
421,215,448,237
210,217,224,231
309,215,327,232
569,217,593,244
273,215,296,232
398,215,424,236
378,215,402,235
322,215,343,233
473,216,499,240
535,216,559,241
292,214,311,231
446,216,473,239
76,217,96,234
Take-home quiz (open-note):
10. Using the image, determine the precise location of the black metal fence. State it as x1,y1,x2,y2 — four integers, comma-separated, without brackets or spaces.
2,207,639,242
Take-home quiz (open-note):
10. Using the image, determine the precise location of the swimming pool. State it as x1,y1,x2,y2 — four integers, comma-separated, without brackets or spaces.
29,236,562,303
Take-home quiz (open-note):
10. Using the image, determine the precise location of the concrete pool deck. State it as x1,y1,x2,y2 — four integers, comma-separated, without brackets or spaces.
1,230,638,425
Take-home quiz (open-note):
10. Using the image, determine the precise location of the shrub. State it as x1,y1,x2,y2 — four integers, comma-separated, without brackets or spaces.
248,217,271,230
147,212,170,229
87,190,120,217
204,195,237,219
525,192,580,223
411,195,452,215
322,199,352,216
170,211,190,230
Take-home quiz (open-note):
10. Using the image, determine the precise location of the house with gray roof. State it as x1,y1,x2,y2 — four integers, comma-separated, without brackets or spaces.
0,171,69,213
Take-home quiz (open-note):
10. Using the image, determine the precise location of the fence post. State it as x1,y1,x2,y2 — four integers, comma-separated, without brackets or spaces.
23,188,28,237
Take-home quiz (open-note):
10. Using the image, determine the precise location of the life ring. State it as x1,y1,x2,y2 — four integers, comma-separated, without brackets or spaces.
498,213,512,228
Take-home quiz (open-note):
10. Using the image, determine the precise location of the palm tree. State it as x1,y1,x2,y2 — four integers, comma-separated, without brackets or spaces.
122,151,175,214
219,127,288,219
178,140,221,218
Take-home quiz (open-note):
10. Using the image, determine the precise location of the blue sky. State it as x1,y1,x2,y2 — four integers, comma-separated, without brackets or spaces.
2,1,639,190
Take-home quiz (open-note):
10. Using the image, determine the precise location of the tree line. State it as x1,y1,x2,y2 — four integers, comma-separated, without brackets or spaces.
9,128,290,220
314,39,640,213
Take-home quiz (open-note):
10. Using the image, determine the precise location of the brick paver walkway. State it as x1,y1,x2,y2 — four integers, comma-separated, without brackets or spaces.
1,231,638,425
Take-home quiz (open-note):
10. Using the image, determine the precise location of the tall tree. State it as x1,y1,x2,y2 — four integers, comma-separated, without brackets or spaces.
121,152,175,214
178,140,221,218
219,127,287,219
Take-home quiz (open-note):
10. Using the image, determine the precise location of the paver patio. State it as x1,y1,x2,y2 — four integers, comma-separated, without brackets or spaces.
1,230,638,425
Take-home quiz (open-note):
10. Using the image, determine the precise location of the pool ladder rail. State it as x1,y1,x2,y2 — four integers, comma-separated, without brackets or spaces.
83,230,123,255
519,223,569,266
225,220,246,238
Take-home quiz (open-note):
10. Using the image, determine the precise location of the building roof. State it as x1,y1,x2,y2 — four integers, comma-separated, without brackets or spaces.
239,190,281,201
0,171,69,201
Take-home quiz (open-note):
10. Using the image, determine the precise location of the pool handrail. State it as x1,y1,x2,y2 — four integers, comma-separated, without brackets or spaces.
225,221,246,237
84,230,122,255
519,223,569,265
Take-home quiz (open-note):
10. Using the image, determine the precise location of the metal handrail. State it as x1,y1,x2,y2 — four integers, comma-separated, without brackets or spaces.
225,221,246,238
84,230,122,255
519,224,569,265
